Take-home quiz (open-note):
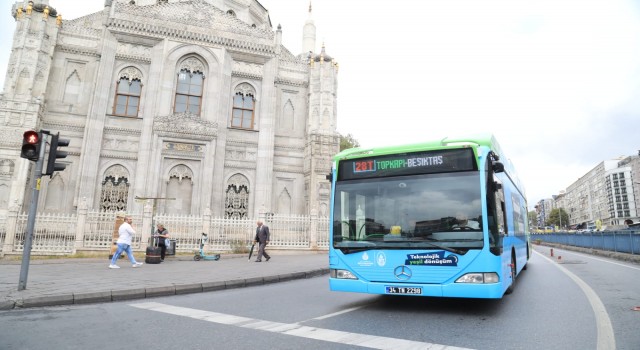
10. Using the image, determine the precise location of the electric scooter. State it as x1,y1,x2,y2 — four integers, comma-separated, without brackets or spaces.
193,233,221,261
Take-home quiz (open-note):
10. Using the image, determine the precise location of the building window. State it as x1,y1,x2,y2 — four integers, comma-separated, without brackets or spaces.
612,174,618,180
175,69,203,115
622,195,628,201
231,92,255,129
113,78,141,117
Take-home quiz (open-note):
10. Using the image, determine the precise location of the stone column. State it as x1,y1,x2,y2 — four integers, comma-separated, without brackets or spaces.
132,42,165,212
253,59,278,216
74,29,118,208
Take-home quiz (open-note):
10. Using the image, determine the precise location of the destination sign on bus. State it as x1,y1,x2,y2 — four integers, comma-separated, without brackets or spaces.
338,148,476,180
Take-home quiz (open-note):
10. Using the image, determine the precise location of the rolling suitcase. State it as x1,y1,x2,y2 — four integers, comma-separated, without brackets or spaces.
145,238,162,264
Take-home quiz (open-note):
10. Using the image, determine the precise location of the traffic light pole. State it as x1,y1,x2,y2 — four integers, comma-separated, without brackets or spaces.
18,134,48,291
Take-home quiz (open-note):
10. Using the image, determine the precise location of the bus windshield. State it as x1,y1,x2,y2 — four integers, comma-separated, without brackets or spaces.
332,172,483,254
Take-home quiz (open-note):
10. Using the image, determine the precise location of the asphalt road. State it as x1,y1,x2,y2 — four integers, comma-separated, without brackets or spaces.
2,247,638,349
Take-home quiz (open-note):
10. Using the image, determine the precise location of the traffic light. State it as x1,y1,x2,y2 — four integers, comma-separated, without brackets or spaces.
44,133,70,176
20,130,41,161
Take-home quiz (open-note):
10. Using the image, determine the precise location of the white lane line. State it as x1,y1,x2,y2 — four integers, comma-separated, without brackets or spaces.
304,305,367,321
534,251,616,350
131,302,474,350
542,248,640,271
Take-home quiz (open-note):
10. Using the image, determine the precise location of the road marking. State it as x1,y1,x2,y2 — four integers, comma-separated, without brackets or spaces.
534,251,616,350
131,301,474,350
547,248,640,271
303,305,367,322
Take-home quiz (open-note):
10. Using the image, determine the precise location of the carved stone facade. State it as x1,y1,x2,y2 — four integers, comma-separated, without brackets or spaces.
0,0,339,217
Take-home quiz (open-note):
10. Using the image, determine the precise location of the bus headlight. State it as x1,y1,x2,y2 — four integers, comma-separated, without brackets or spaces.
330,269,358,280
455,272,499,284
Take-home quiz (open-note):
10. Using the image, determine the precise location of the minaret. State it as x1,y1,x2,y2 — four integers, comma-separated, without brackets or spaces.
301,1,316,55
0,0,62,214
304,41,339,216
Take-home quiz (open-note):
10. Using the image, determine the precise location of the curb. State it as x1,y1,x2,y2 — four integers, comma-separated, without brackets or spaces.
1,268,330,310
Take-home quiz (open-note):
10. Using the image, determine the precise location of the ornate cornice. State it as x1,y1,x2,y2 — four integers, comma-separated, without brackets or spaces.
162,150,205,159
42,121,85,133
107,18,275,57
224,160,256,170
231,71,262,81
225,139,258,148
58,45,101,58
103,126,141,136
275,77,308,88
273,165,304,174
100,152,138,160
115,53,151,64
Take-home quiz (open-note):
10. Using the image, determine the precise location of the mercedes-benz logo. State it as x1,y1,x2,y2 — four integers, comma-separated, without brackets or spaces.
394,265,412,281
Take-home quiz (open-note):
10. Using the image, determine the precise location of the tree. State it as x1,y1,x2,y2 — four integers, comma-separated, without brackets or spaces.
528,211,537,227
546,208,569,229
339,133,360,151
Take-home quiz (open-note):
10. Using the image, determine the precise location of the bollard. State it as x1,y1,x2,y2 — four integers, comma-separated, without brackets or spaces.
550,248,554,257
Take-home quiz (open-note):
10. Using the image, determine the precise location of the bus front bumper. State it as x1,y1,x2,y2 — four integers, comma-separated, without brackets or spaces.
329,278,505,299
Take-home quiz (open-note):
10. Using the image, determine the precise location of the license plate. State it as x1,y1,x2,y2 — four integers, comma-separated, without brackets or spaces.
385,286,422,295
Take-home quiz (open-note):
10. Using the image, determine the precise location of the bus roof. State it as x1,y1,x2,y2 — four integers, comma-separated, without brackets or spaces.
334,133,526,198
334,133,500,159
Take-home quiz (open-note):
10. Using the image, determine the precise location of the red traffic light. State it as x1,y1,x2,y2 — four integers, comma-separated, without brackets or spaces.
23,130,39,144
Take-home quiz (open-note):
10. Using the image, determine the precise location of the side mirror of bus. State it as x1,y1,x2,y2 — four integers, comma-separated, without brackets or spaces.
492,162,505,173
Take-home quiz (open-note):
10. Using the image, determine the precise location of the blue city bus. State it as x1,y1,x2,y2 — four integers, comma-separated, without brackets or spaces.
328,135,530,298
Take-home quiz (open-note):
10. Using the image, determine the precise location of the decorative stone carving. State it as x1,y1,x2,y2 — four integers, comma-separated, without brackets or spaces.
232,61,262,79
168,164,193,182
153,112,218,139
234,82,256,97
104,164,130,182
118,66,143,82
0,159,15,176
179,57,205,75
225,173,250,218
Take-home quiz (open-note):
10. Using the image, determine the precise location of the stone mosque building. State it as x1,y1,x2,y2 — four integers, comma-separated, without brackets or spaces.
0,0,339,218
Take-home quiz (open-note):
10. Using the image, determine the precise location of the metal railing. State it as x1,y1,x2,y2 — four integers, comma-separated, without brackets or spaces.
532,230,640,255
0,208,330,255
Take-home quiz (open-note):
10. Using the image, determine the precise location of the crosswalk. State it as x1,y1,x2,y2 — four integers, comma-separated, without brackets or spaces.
132,302,474,350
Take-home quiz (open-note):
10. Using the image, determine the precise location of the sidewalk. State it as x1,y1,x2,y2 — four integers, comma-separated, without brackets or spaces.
0,252,328,310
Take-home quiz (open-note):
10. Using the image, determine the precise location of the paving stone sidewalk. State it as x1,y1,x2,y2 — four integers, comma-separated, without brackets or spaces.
0,252,328,310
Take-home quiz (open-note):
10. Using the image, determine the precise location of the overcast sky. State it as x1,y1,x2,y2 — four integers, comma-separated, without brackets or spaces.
2,0,640,210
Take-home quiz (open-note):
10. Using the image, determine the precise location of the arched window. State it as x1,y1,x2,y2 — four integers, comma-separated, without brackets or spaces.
231,83,257,129
175,69,204,116
113,67,143,117
113,78,142,117
165,165,194,215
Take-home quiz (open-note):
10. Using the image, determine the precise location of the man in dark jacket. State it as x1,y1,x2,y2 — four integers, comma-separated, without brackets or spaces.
254,220,271,262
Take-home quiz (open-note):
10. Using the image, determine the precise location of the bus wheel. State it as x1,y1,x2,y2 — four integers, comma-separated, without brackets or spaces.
505,255,516,295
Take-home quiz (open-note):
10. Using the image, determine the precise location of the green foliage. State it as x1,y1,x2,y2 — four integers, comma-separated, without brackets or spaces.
546,208,569,228
339,133,360,151
528,211,537,225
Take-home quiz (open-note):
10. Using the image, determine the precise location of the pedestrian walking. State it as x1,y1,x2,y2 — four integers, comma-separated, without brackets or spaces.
109,216,144,269
153,223,170,261
253,220,271,262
